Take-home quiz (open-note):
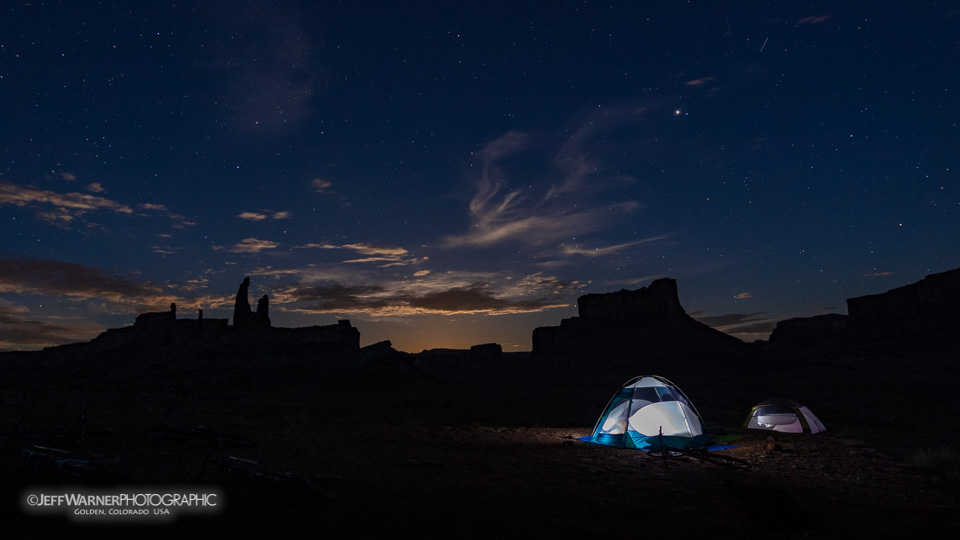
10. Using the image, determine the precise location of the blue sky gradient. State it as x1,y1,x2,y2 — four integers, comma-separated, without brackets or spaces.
2,1,958,351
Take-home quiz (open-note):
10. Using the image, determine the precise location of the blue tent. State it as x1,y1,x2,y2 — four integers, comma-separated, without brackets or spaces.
589,375,711,450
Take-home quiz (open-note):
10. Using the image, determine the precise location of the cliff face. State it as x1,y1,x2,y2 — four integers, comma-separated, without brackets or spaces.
532,278,747,358
768,314,848,351
769,268,960,353
847,268,960,334
577,278,687,325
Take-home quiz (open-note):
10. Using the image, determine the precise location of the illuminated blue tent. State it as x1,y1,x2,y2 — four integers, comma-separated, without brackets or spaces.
589,375,711,450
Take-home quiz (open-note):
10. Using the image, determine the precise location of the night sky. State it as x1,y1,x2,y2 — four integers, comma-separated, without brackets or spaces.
2,1,958,352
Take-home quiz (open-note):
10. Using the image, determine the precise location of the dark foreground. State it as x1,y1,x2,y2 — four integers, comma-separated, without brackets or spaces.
1,346,959,539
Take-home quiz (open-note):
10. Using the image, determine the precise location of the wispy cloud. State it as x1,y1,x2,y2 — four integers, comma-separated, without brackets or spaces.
311,178,332,193
734,292,753,300
504,273,581,298
286,281,566,316
0,302,104,351
295,242,424,267
0,182,194,229
248,266,303,278
558,237,670,258
0,181,133,226
0,261,242,349
137,202,195,228
443,110,645,250
213,238,280,253
287,284,391,312
259,264,575,317
797,15,830,25
685,77,716,86
407,284,560,314
0,255,172,305
238,210,292,221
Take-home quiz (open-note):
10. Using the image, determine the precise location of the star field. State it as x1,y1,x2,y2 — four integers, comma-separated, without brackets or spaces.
1,1,958,351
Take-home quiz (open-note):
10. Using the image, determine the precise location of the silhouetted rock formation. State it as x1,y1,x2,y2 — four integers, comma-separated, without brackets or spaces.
532,278,748,360
79,277,360,358
263,320,361,352
847,268,960,339
578,279,687,325
233,277,253,326
768,314,848,351
93,306,229,350
470,343,502,363
412,344,523,383
847,269,960,346
128,302,180,342
134,302,177,327
359,340,397,362
768,268,960,355
255,295,271,326
233,277,271,328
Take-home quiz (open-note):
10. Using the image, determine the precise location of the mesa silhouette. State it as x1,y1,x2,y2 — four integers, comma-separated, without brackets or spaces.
8,269,959,376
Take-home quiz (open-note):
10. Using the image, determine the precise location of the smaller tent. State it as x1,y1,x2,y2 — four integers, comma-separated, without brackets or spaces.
743,398,825,434
589,375,711,450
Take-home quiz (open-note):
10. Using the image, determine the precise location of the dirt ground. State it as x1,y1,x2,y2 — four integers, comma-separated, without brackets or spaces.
2,349,959,539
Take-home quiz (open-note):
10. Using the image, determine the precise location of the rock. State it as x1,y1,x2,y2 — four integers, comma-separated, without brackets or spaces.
531,278,749,358
768,314,848,351
470,343,502,363
233,277,271,328
846,268,960,343
233,277,254,327
255,295,271,327
768,267,960,354
578,278,686,324
360,340,397,362
134,303,176,327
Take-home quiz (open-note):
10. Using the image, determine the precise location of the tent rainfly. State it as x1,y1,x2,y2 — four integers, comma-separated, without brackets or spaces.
589,375,711,450
743,398,825,434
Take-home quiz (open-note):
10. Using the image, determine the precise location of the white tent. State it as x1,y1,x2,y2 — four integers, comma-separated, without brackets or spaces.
743,398,825,434
588,375,711,450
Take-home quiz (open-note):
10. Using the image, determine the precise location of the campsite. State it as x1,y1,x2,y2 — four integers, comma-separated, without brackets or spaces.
1,341,959,538
4,1,960,536
1,273,959,538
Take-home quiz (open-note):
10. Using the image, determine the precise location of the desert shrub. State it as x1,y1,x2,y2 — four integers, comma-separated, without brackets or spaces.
910,447,960,479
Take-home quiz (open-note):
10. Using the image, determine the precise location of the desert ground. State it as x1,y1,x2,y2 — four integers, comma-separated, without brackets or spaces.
1,343,959,539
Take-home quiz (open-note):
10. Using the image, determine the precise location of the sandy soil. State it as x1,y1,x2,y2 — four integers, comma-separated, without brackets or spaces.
1,348,959,538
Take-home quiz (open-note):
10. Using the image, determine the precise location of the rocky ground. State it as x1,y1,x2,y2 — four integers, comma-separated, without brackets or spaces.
1,345,959,539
